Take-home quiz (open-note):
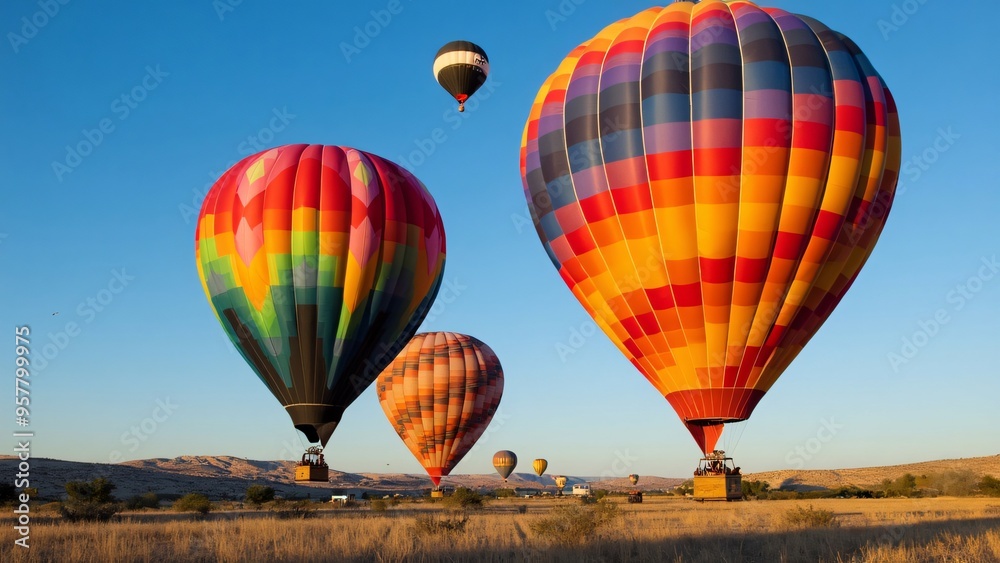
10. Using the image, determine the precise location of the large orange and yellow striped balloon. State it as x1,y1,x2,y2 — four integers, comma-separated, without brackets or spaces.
520,1,901,453
376,332,503,486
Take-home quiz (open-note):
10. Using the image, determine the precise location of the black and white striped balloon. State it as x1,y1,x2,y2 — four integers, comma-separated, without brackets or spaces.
433,40,489,112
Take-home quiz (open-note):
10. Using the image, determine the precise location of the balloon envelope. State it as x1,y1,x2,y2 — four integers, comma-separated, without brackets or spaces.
520,1,900,453
433,40,489,110
532,458,548,477
196,144,447,447
376,332,503,486
629,474,639,486
493,450,517,480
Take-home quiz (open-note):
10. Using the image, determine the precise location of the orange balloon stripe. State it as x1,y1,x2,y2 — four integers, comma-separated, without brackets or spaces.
520,0,900,450
376,332,503,482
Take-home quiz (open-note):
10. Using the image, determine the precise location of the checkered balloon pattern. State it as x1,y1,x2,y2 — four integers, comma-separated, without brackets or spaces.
196,144,447,447
520,1,901,452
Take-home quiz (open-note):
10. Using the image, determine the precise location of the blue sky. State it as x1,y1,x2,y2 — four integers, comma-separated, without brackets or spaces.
2,0,997,480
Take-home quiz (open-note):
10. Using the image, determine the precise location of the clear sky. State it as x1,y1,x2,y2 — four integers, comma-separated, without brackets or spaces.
2,0,997,480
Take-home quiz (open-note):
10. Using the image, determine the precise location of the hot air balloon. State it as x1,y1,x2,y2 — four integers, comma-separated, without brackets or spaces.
433,40,489,112
376,332,503,490
520,1,900,458
554,475,568,495
533,458,548,477
493,450,517,482
196,144,447,480
629,474,640,486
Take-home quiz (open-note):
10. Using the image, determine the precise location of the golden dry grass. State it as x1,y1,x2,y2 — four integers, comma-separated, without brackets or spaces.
2,496,999,562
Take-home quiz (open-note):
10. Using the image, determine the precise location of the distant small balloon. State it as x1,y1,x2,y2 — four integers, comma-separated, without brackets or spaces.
532,458,548,477
493,450,517,481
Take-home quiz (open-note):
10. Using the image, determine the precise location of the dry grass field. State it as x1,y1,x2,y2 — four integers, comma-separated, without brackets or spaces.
2,496,1000,562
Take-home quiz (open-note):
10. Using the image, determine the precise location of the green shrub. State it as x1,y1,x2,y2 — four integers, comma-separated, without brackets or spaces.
980,475,1000,497
742,480,771,499
494,488,516,498
60,501,122,522
245,485,276,507
444,487,484,509
784,505,837,528
882,474,917,497
370,499,388,512
124,492,159,510
173,493,212,515
60,478,121,521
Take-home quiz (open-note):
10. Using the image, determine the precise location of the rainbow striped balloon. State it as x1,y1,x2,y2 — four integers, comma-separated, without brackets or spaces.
520,1,901,453
376,332,503,486
196,144,446,447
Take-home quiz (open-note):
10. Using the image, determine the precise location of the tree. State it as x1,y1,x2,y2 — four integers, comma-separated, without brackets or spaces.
60,477,122,522
443,487,484,508
245,485,276,507
742,480,771,499
125,492,160,510
979,475,1000,497
174,493,212,515
66,477,116,503
882,473,917,497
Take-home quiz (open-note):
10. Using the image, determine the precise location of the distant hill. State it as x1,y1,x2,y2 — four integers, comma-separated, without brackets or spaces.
2,453,996,500
745,455,1000,491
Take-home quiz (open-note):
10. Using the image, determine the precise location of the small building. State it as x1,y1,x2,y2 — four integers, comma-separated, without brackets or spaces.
329,488,367,502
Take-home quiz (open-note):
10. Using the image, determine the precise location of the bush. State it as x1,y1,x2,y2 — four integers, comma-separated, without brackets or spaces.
60,478,121,522
784,505,837,528
882,473,917,497
66,477,116,504
444,487,484,509
370,499,388,512
494,488,516,498
412,513,468,535
980,475,1000,497
742,480,771,499
124,492,159,510
530,502,617,545
245,485,275,507
60,501,122,522
173,493,212,515
674,480,694,497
